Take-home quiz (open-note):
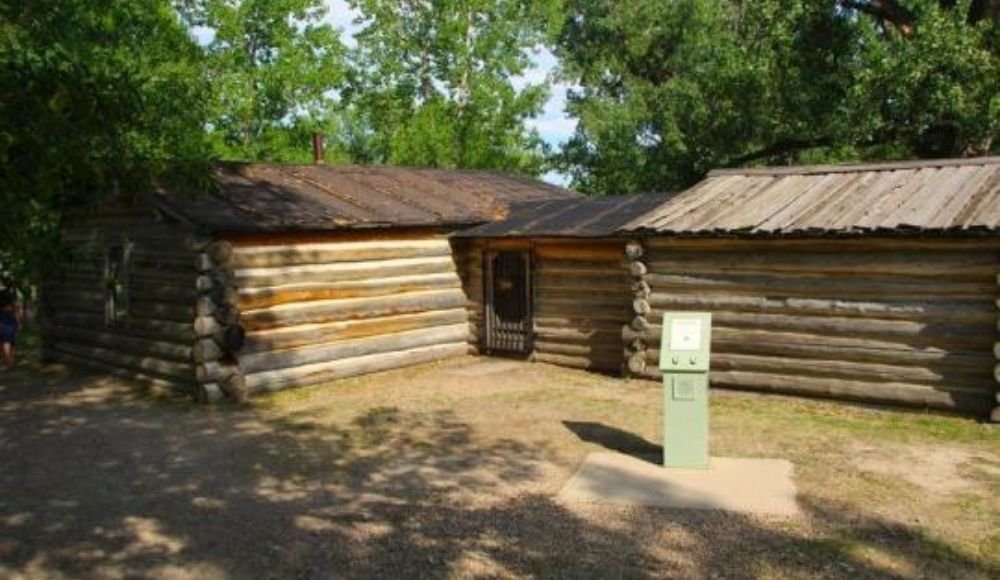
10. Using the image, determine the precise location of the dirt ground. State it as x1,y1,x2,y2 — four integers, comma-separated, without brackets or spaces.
0,355,997,579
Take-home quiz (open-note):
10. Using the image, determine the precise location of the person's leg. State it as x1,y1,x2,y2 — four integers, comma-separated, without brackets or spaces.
1,341,11,369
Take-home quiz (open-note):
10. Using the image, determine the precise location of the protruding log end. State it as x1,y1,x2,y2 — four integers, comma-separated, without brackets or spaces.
195,382,225,404
627,352,647,374
628,261,648,278
633,298,651,316
625,240,644,261
990,406,1000,423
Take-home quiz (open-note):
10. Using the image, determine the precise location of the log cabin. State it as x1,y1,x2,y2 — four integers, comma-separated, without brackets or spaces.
455,157,1000,418
42,163,577,402
44,156,1000,418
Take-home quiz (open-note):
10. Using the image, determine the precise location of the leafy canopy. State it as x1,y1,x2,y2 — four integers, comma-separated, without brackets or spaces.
0,0,209,280
189,0,348,162
341,0,563,174
555,0,999,194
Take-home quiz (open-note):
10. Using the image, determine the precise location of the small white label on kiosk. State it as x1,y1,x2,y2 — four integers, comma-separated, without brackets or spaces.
670,319,701,351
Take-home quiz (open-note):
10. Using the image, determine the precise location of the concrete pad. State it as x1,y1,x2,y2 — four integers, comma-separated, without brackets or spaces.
558,453,799,517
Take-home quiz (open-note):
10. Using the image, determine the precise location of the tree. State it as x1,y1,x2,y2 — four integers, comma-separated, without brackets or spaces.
342,0,562,174
555,0,999,194
0,0,210,281
191,0,347,162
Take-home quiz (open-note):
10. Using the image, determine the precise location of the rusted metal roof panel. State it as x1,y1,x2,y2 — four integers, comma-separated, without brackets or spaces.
624,157,1000,235
453,193,675,238
152,163,579,233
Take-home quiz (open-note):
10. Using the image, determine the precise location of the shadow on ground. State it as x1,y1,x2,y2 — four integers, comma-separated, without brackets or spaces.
0,362,995,579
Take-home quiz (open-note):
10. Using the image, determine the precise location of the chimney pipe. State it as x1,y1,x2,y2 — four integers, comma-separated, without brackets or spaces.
312,132,325,165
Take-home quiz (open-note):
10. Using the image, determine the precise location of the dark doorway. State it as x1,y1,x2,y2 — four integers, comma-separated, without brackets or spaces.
485,250,532,355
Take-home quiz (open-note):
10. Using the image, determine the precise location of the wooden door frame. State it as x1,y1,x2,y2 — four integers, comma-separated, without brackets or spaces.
483,239,534,357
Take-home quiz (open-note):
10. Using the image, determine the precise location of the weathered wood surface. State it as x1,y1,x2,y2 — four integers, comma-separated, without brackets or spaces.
641,239,998,415
533,240,629,372
244,308,468,353
237,273,461,310
223,235,473,395
241,289,467,331
43,207,200,389
232,238,451,268
234,256,456,288
245,342,468,393
240,324,468,374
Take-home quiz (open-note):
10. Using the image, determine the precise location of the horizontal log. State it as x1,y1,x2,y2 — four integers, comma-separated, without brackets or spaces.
54,342,194,381
534,327,624,344
707,370,993,414
535,273,631,297
643,312,994,350
46,326,192,362
536,296,631,311
629,326,993,367
645,250,996,280
129,301,194,323
643,350,993,391
235,256,456,288
632,368,993,413
645,237,1000,253
536,289,630,307
236,273,461,310
535,243,624,262
243,309,469,353
49,349,194,392
48,312,195,343
645,293,995,323
535,259,628,276
239,324,468,374
241,289,467,331
533,352,622,371
534,340,624,359
645,273,993,300
246,342,468,394
231,238,451,268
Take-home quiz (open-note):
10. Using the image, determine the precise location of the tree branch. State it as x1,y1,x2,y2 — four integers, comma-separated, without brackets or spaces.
839,0,915,36
724,137,835,168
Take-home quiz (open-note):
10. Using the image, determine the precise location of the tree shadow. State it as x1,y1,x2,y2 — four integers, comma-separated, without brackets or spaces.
0,363,996,579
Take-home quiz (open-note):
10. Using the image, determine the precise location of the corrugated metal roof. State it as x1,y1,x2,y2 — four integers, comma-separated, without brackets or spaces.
153,163,579,233
624,157,1000,236
452,194,675,238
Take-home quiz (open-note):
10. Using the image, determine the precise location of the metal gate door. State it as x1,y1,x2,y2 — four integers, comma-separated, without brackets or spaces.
485,250,532,355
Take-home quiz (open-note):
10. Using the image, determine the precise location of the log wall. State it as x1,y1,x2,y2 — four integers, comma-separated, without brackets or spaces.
43,205,201,391
227,233,469,395
532,239,629,371
633,237,1000,415
455,238,630,371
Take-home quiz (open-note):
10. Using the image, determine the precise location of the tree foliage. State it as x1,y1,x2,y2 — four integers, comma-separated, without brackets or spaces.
0,0,209,280
341,0,563,174
555,0,999,194
189,0,347,162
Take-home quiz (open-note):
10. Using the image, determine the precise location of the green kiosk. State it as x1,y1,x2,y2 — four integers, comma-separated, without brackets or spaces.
659,312,712,468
